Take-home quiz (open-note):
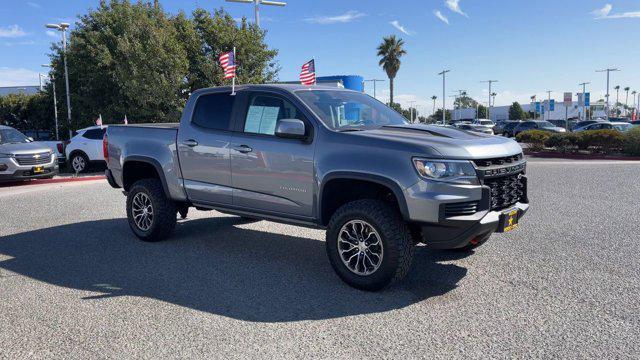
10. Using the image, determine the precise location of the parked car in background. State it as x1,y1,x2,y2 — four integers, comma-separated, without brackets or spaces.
472,118,495,131
501,121,521,137
630,120,640,127
573,122,632,132
513,120,566,137
0,125,58,182
494,120,517,136
24,129,66,165
572,120,607,130
455,123,494,135
65,125,107,173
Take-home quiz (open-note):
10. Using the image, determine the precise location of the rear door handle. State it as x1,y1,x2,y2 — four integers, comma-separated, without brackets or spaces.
182,139,198,147
233,145,253,153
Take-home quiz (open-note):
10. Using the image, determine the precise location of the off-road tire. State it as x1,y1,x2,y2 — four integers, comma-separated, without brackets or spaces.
326,199,415,291
126,179,176,242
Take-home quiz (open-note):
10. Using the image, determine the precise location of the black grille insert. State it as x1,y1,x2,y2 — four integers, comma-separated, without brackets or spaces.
473,153,523,168
484,174,525,210
15,152,51,166
444,201,479,217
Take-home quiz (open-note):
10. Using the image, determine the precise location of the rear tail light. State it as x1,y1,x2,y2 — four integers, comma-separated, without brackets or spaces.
56,143,64,153
103,134,109,160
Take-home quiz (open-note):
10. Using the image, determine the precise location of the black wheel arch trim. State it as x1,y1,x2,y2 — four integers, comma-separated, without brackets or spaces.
122,155,170,197
319,171,410,224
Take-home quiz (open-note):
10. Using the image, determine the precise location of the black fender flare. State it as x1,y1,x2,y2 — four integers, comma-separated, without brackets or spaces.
122,155,170,197
318,171,410,224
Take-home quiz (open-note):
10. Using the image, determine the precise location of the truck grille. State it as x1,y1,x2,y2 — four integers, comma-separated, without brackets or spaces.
14,152,51,166
473,153,523,167
484,174,525,210
444,201,479,217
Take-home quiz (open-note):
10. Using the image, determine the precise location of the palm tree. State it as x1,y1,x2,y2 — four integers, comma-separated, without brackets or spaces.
431,95,437,116
614,85,620,108
377,35,406,105
624,86,630,109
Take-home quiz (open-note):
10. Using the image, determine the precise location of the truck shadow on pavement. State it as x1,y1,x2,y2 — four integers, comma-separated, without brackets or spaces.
0,217,468,322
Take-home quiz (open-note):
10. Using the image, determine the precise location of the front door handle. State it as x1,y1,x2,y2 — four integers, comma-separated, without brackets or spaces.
182,139,198,147
233,145,253,153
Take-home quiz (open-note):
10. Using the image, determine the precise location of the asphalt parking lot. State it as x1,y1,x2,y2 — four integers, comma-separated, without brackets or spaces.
1,158,638,359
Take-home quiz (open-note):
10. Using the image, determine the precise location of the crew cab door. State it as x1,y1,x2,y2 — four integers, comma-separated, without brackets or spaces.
229,91,316,217
177,90,237,205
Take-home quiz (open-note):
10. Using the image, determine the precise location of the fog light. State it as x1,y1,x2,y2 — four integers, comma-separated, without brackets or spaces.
0,163,7,171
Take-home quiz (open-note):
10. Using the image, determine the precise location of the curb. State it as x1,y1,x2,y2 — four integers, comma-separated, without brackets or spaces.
524,151,640,161
0,175,105,188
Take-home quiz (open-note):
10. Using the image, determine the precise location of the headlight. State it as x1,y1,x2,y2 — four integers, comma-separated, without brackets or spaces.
413,158,478,184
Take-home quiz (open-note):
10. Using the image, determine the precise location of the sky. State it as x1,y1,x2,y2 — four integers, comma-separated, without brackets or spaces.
1,0,640,115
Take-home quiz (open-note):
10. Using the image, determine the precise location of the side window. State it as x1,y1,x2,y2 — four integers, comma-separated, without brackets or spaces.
82,129,105,140
192,92,235,130
243,94,303,136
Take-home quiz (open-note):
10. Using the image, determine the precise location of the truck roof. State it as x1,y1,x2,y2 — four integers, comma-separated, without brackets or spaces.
192,83,356,95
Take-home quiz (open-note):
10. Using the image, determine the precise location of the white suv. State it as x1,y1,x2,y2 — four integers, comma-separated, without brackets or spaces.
65,126,107,173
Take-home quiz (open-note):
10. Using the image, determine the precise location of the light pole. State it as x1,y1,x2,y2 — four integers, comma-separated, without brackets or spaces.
225,0,287,28
633,90,638,117
38,74,46,91
41,64,59,140
364,79,385,99
596,68,619,118
438,70,450,124
530,95,536,120
579,82,590,121
408,100,417,123
46,22,72,139
546,90,552,121
481,80,498,120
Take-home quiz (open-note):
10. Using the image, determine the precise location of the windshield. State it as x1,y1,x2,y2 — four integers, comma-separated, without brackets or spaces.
540,121,555,128
295,90,408,131
0,128,30,145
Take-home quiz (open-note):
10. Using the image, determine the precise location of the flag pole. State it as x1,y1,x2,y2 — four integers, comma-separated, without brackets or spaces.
231,47,236,95
313,57,316,85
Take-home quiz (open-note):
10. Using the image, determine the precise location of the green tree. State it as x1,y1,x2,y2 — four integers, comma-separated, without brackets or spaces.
508,102,526,120
477,104,487,119
46,1,279,134
376,35,406,105
431,109,452,122
454,95,478,109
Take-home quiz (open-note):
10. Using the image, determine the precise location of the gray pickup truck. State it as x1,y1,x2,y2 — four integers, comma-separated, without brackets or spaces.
105,84,528,290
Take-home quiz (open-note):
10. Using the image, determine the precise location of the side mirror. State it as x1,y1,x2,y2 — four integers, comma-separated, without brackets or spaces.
275,119,306,139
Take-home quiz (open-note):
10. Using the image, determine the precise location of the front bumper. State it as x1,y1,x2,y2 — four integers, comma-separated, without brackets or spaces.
0,154,58,182
419,202,529,249
405,173,529,249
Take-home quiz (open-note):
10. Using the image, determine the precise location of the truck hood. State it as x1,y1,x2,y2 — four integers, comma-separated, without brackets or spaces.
349,124,522,159
0,141,52,155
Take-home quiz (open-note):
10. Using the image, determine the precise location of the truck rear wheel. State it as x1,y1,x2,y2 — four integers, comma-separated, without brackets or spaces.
126,179,176,242
326,199,414,291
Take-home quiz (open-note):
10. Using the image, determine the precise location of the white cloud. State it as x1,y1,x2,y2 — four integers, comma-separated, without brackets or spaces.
445,0,468,17
27,2,42,9
389,20,413,35
592,3,640,19
0,25,27,38
304,10,366,24
45,30,58,38
433,10,449,25
2,40,35,46
0,67,40,87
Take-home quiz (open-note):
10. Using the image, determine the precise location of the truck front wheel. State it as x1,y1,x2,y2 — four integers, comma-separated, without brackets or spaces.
326,199,415,291
126,179,176,242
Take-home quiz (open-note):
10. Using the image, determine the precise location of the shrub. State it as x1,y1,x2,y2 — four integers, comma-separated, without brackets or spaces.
579,130,624,154
623,126,640,156
516,130,551,151
545,132,581,153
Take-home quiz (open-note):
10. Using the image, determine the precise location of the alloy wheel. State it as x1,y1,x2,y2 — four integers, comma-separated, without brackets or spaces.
338,220,384,276
132,192,154,231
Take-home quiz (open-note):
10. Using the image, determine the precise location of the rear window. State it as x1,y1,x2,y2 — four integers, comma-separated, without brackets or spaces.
192,92,235,130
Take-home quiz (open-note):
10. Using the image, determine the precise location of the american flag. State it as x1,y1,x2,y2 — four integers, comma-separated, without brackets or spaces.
219,51,236,79
300,59,316,85
96,114,103,126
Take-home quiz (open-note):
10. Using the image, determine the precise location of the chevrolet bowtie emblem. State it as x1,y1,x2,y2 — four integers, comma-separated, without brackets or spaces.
33,154,40,159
